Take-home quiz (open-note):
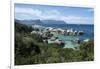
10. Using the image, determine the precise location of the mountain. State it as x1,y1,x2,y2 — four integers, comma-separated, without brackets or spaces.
41,20,67,24
15,19,67,25
17,19,43,25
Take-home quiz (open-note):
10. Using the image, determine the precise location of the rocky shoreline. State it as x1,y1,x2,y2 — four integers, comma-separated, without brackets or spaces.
30,24,88,48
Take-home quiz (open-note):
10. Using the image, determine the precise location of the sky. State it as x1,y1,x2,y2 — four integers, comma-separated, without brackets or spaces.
15,3,94,24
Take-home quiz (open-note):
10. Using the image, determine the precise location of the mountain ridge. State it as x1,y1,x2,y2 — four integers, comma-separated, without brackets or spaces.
15,19,67,25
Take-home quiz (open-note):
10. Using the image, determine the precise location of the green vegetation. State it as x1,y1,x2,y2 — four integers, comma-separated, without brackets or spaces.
15,21,94,65
15,21,33,34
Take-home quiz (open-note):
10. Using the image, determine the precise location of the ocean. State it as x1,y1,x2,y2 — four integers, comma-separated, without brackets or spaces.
43,24,94,49
43,24,94,40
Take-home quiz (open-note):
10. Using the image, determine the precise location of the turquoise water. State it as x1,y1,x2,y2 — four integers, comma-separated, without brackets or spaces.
44,24,94,49
57,34,80,49
48,34,80,49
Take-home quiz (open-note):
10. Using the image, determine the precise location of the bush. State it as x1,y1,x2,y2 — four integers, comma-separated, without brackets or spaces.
15,20,94,65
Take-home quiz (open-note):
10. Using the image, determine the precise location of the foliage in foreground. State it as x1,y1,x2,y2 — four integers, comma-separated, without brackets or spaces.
15,21,94,65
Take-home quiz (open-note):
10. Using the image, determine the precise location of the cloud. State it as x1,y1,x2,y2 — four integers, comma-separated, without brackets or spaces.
60,16,93,24
45,10,60,15
15,7,42,17
15,7,93,24
15,7,61,20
